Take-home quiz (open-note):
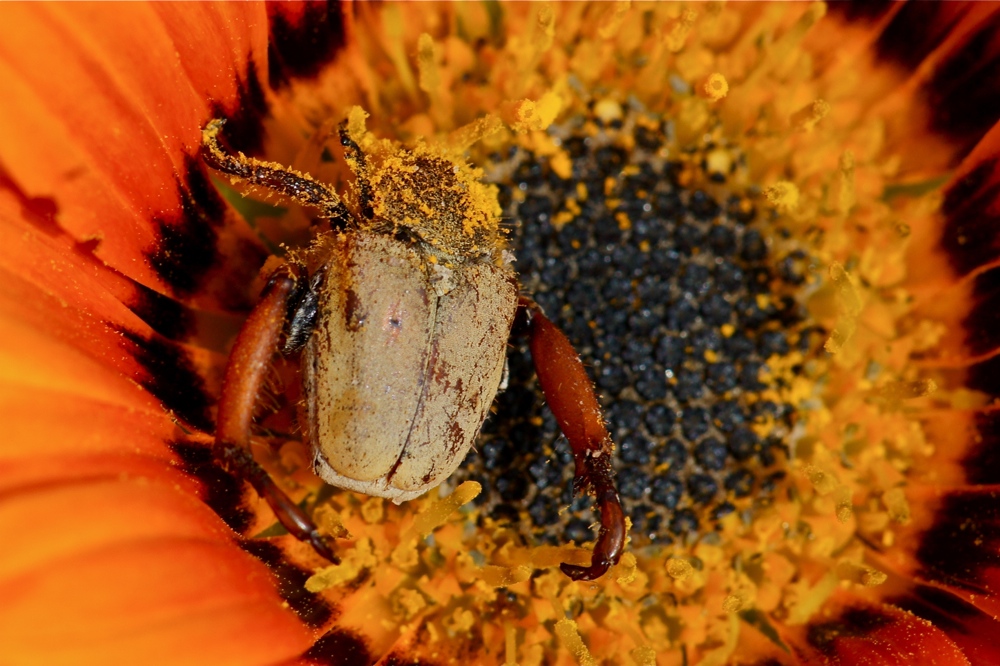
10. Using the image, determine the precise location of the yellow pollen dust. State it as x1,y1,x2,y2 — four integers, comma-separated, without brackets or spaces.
480,564,533,588
314,503,350,539
666,558,695,581
305,538,379,592
447,115,504,153
666,9,697,52
791,99,830,132
503,92,563,133
764,181,800,214
630,646,657,666
721,590,750,613
554,619,597,666
402,480,480,544
702,73,729,101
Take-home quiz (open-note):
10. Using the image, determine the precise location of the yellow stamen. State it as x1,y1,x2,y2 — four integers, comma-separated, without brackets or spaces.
554,619,596,666
825,262,862,354
765,181,801,214
417,33,440,95
703,73,729,102
666,557,694,581
791,99,831,133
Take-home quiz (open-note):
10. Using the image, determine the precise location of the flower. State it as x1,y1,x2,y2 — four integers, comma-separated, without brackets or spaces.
2,2,1000,665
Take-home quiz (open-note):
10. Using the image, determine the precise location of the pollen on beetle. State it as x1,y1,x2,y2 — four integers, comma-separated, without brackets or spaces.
342,109,506,263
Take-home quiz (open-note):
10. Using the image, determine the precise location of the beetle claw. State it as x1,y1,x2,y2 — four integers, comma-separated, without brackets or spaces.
560,560,611,582
560,484,626,582
308,533,341,565
256,479,341,564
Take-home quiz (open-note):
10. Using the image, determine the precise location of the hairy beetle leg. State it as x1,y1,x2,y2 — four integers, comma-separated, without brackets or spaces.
201,118,352,228
338,121,375,221
518,297,627,581
214,264,339,563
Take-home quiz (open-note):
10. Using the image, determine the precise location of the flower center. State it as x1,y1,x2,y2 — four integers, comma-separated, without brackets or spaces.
454,104,818,549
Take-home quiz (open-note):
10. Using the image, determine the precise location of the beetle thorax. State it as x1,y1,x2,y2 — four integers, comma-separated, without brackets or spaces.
350,139,508,266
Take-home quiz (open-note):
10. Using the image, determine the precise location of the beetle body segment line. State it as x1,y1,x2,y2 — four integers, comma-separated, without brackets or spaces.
302,231,517,501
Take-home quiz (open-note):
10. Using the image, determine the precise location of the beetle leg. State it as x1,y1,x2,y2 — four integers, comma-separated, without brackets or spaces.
338,122,375,220
215,263,340,563
517,296,626,581
201,118,353,228
281,265,325,355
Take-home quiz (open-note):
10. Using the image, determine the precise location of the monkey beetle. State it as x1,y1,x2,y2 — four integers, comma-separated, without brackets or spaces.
202,115,625,581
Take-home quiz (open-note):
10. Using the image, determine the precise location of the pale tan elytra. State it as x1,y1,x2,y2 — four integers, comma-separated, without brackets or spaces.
304,232,517,502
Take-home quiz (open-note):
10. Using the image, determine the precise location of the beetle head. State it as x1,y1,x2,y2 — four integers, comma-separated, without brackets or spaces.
341,111,508,265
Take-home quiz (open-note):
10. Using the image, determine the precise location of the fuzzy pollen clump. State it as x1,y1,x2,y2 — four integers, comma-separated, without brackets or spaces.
343,107,506,264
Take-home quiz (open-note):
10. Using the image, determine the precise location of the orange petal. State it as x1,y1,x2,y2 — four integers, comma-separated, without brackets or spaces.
891,582,1000,665
779,595,970,666
0,4,339,664
0,3,270,306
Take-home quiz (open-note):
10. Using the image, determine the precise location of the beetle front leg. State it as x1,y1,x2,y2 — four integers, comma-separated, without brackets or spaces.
202,118,353,229
518,296,626,581
215,263,339,563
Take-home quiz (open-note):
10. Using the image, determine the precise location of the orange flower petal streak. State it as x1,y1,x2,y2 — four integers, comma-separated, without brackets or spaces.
879,117,1000,664
779,595,971,666
0,2,268,300
864,16,1000,660
0,219,313,666
0,4,319,665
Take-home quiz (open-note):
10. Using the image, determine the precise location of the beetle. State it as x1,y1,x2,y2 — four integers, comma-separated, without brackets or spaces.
201,116,625,581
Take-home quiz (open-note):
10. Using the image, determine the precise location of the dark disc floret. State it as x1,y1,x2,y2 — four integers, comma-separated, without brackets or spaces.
456,106,816,547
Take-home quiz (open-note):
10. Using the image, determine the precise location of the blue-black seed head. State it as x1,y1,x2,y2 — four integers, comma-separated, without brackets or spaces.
456,107,814,546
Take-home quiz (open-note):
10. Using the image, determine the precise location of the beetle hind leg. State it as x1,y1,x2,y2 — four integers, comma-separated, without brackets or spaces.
517,296,627,581
214,263,339,563
219,444,340,564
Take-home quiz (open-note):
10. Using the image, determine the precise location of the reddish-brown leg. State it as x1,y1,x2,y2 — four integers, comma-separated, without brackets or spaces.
519,296,626,581
215,263,339,563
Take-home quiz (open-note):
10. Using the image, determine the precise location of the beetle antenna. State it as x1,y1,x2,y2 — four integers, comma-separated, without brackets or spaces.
201,119,353,228
338,122,375,221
